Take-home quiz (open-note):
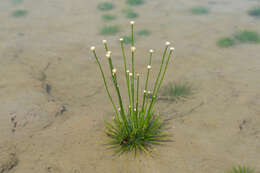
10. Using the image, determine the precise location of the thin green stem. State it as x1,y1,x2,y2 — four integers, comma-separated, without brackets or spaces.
130,22,135,128
103,41,109,51
91,50,119,119
144,44,169,119
155,50,174,96
103,42,114,74
141,51,153,113
144,48,174,127
127,73,132,117
144,94,150,112
135,74,140,125
140,91,150,127
113,73,129,129
130,72,135,128
152,44,169,95
131,22,135,119
131,50,135,117
105,52,128,132
120,40,132,113
131,23,134,47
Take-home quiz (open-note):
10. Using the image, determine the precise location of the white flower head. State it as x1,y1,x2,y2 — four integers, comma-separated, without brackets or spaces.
129,73,133,76
143,90,147,93
147,91,151,94
131,46,136,52
126,70,130,73
170,47,175,51
102,40,107,44
118,108,121,111
119,38,124,42
130,21,135,25
149,49,154,53
165,41,171,46
106,52,111,58
112,68,117,74
147,65,152,69
134,108,136,111
136,73,140,77
90,46,95,51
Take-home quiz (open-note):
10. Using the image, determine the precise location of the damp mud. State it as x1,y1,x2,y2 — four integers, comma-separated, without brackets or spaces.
0,0,260,172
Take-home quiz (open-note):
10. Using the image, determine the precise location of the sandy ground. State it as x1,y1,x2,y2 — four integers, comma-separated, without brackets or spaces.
0,0,260,172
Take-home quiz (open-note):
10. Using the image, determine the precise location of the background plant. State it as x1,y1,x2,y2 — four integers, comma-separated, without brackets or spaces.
217,37,235,48
102,14,117,22
190,7,209,15
217,30,260,48
160,82,192,100
137,29,150,36
12,9,28,17
248,6,260,17
127,0,144,6
122,8,139,19
91,21,175,154
234,30,260,43
100,25,119,35
12,0,23,4
225,166,255,173
97,2,115,11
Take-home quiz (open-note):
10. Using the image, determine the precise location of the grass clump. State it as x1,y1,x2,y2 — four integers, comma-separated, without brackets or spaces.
122,8,139,19
11,0,23,4
90,21,175,154
190,7,209,15
161,82,192,100
97,2,115,11
217,30,260,48
225,166,254,173
100,25,119,35
217,37,235,48
234,30,260,43
102,14,117,22
127,0,144,6
137,29,150,36
12,10,28,17
248,6,260,17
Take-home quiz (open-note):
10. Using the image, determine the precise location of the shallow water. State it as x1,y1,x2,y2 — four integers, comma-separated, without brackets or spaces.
0,0,260,172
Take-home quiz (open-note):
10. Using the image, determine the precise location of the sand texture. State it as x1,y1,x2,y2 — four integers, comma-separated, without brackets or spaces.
0,0,260,172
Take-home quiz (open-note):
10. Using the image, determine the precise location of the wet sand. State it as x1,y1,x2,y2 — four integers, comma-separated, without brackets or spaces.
0,0,260,172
